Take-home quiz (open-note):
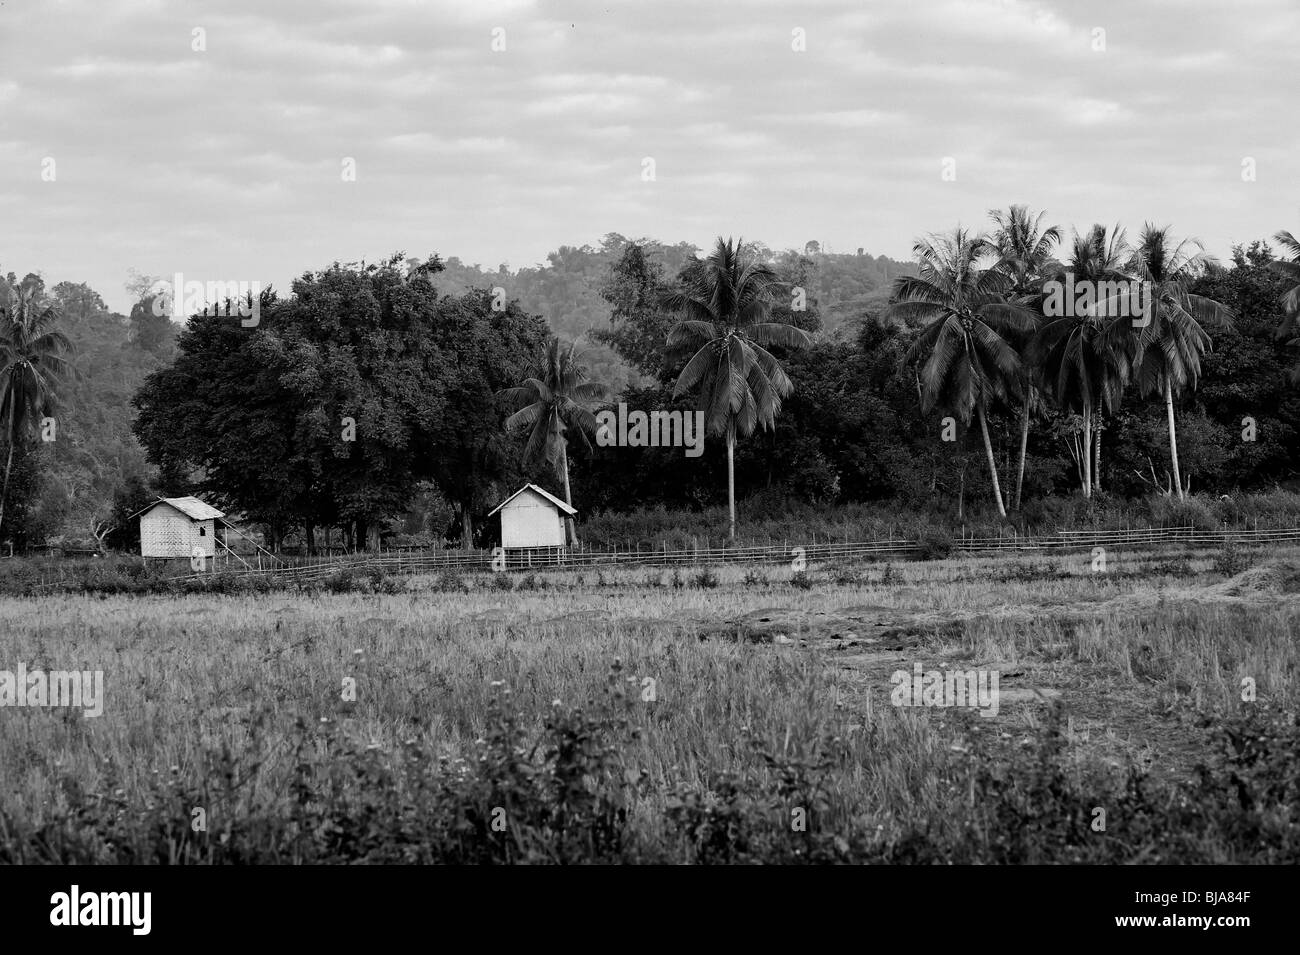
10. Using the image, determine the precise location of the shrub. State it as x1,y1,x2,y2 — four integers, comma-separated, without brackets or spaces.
791,571,812,590
1213,537,1250,578
1147,493,1220,532
915,528,953,561
831,565,859,586
691,568,719,589
366,569,406,594
434,569,468,593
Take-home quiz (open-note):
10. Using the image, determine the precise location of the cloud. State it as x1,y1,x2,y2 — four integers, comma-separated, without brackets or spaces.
0,0,1294,313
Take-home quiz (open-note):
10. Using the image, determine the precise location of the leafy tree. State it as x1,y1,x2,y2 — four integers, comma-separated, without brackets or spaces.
595,241,678,381
135,255,549,552
662,237,812,539
127,296,177,356
428,289,551,548
104,473,155,552
1190,243,1298,489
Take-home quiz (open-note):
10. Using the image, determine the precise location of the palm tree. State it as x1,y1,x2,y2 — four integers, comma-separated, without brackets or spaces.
888,228,1037,518
1128,224,1234,500
1031,224,1134,498
985,205,1061,510
0,279,73,541
661,237,811,540
1268,229,1300,384
499,337,607,545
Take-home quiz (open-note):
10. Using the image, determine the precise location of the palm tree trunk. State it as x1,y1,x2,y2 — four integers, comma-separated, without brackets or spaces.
1094,417,1103,493
1013,386,1032,511
976,405,1006,518
726,425,736,540
560,441,577,546
0,402,15,541
1081,404,1093,499
1165,379,1184,501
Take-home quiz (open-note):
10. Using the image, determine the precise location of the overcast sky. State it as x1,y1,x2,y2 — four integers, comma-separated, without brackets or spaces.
2,0,1296,314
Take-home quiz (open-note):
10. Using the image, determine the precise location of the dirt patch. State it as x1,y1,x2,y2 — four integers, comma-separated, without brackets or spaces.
545,609,614,625
697,606,964,647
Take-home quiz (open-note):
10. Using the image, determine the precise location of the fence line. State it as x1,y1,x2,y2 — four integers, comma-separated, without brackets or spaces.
184,524,1300,582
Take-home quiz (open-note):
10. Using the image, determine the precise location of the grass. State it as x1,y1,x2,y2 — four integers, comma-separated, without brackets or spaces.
0,544,1297,862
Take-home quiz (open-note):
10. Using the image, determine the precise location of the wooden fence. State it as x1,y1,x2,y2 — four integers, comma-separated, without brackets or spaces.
186,524,1300,583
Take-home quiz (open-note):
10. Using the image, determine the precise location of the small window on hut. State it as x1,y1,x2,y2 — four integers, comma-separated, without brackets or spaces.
199,526,206,537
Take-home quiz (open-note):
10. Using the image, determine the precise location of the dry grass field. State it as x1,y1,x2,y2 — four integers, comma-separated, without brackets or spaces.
2,544,1298,863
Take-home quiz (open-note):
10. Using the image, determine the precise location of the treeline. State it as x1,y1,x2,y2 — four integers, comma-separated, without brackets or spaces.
572,224,1300,534
1,220,1298,555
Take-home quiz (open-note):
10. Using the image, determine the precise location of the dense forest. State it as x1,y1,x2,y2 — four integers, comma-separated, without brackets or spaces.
1,215,1297,554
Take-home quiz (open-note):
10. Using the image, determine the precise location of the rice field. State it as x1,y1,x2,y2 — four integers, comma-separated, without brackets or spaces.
1,543,1297,863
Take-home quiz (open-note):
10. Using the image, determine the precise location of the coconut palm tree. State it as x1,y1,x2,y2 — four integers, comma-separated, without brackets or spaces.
888,227,1037,518
661,237,811,540
1268,229,1300,384
499,337,607,545
1031,224,1134,498
0,279,73,541
1128,224,1234,500
985,204,1061,510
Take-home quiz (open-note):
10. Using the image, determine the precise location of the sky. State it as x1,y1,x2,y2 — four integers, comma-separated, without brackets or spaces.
2,0,1296,315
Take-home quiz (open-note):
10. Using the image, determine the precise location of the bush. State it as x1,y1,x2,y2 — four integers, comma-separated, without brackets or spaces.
434,569,468,593
791,571,812,590
691,568,718,589
831,565,859,586
915,528,953,561
366,569,406,594
1147,493,1220,532
1214,537,1250,577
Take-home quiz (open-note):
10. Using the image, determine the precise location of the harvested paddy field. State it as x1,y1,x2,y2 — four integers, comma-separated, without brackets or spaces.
1,544,1297,863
